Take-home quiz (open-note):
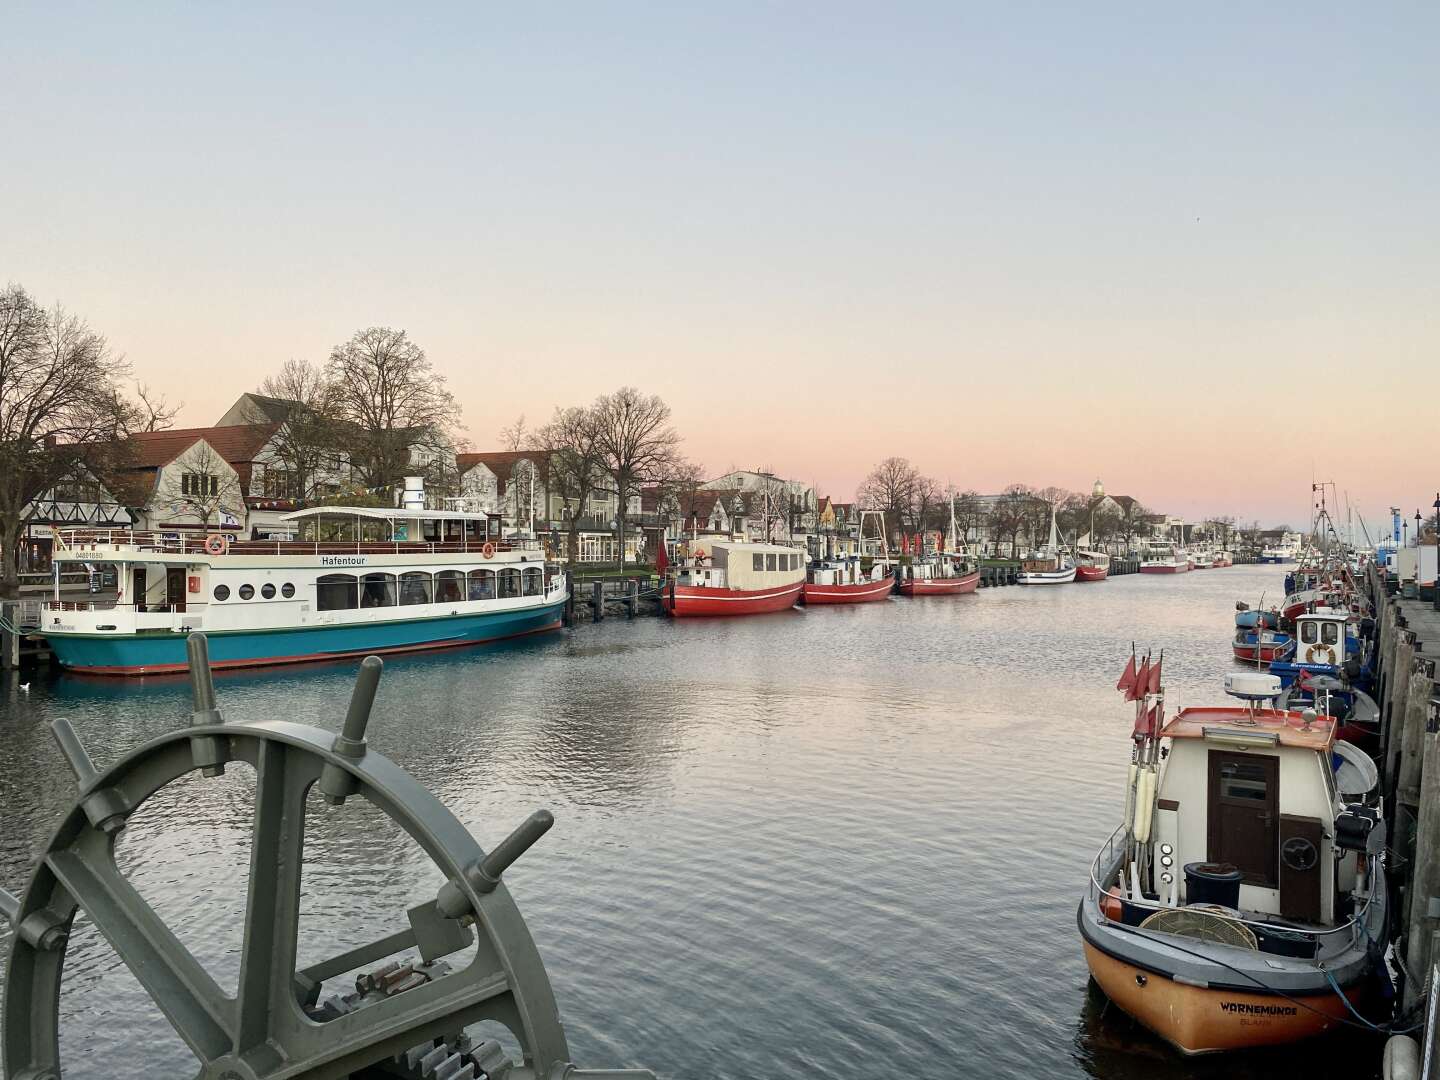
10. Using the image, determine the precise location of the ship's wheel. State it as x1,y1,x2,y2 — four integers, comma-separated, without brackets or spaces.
1,634,655,1080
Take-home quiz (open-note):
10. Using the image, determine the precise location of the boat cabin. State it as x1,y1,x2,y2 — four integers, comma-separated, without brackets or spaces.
672,540,805,590
1292,610,1350,668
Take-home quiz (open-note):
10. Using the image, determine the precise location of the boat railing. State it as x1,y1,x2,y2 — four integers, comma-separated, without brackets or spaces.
1087,823,1380,946
53,528,542,558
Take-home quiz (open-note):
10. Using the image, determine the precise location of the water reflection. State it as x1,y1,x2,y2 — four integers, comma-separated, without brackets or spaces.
0,566,1386,1079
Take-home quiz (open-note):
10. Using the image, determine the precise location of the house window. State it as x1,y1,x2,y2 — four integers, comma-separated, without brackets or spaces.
181,473,220,498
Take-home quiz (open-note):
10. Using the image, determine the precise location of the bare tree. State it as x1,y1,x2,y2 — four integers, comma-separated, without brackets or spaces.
248,358,340,501
325,327,459,498
151,441,245,529
988,484,1034,559
0,285,138,597
539,405,607,559
953,490,985,551
133,383,179,432
857,457,919,544
1117,498,1153,553
496,414,542,531
911,474,941,537
591,387,682,566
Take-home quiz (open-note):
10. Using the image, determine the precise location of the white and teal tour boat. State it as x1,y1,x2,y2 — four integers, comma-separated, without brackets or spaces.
41,507,567,675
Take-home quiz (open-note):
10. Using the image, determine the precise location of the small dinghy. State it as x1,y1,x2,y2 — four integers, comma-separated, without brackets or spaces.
1079,662,1387,1054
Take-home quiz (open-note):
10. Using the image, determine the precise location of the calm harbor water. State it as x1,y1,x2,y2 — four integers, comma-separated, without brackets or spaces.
0,564,1383,1079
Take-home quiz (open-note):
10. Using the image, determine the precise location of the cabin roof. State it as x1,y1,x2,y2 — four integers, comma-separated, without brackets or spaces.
1162,706,1335,751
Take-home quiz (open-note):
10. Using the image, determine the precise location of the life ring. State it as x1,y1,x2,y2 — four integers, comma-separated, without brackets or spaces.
204,534,228,556
481,541,496,559
1305,644,1336,666
692,546,707,562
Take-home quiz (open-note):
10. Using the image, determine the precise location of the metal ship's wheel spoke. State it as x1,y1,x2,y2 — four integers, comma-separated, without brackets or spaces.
46,848,234,1063
235,737,310,1057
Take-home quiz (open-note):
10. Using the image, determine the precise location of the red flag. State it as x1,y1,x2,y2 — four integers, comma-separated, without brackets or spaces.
1297,668,1314,691
1127,657,1150,702
1116,652,1137,695
655,534,669,576
1146,654,1162,696
1133,702,1159,739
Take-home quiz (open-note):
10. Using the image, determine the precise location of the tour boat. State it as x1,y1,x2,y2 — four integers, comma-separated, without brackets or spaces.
1074,550,1111,582
1079,664,1387,1055
1017,506,1077,585
802,557,894,604
42,507,567,675
661,539,804,616
1140,545,1191,574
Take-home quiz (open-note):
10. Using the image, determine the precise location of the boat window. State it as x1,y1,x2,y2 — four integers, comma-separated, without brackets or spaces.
753,554,764,571
317,574,358,611
522,567,542,595
399,572,433,605
435,570,465,603
281,583,295,598
468,569,495,600
1218,760,1269,802
1321,622,1340,646
361,572,398,608
766,554,777,571
261,583,276,599
239,584,255,600
1300,622,1318,644
498,567,521,598
213,584,230,601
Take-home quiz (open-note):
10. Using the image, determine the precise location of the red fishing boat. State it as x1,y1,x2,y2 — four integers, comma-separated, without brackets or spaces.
661,539,805,617
1074,550,1110,582
897,552,979,595
803,509,896,604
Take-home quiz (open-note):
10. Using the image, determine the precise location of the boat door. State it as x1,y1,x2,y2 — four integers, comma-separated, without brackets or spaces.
165,567,187,613
1206,751,1279,888
132,567,147,611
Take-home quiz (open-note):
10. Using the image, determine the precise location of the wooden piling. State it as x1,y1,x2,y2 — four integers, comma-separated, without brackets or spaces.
626,579,637,618
592,580,604,622
1405,708,1440,1011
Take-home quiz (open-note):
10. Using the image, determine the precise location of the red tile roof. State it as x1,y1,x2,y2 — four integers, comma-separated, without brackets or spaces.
125,424,279,469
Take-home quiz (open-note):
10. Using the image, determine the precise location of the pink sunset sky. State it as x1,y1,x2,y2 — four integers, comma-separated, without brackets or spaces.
6,5,1435,530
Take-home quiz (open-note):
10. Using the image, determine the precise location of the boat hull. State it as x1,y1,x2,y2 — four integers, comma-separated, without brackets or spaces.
897,569,980,595
1140,563,1190,574
1017,566,1077,585
46,600,567,676
1082,941,1356,1054
1074,565,1109,582
801,577,894,604
662,580,803,616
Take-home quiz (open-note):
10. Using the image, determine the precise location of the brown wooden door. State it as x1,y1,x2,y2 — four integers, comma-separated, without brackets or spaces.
1207,751,1279,888
132,567,147,611
1279,814,1324,923
165,567,186,614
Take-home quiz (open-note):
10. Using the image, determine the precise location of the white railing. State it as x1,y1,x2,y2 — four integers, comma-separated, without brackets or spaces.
1087,823,1380,948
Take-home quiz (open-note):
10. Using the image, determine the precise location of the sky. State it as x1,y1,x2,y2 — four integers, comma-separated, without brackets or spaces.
4,2,1436,531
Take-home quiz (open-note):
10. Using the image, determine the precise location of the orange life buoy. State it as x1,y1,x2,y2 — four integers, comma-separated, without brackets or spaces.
481,541,496,559
204,534,227,556
692,546,707,562
1305,644,1336,666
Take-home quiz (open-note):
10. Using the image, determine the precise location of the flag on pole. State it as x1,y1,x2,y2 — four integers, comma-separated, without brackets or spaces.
655,533,669,576
1127,656,1150,703
1116,650,1138,696
1146,653,1163,696
1133,701,1159,739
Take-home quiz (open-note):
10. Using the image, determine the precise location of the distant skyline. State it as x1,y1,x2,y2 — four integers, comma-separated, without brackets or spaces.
5,3,1435,530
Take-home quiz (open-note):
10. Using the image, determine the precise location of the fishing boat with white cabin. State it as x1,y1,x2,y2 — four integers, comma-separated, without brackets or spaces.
1079,662,1387,1054
41,505,567,675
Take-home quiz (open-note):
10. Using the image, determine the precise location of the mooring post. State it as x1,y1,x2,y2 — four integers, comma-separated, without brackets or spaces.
626,579,637,618
592,580,604,622
1386,631,1415,792
1404,684,1440,1012
1399,656,1434,804
564,570,575,625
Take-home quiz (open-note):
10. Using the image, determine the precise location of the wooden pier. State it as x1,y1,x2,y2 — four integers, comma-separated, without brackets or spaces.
1369,565,1440,1077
